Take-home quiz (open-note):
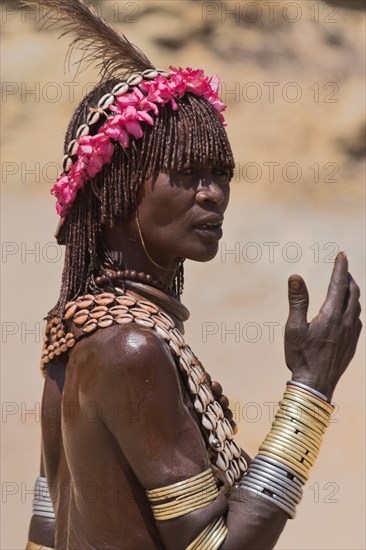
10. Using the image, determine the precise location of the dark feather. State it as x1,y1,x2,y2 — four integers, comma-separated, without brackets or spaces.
20,0,155,81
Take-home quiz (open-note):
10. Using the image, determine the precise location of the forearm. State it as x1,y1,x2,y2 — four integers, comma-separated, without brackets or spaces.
27,469,55,549
27,515,55,548
218,381,334,550
221,489,288,550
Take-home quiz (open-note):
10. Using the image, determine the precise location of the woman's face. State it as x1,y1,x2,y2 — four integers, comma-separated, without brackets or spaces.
136,163,231,267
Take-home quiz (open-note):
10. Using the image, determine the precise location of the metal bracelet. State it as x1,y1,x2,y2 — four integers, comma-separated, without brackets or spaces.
239,475,296,511
249,463,303,499
33,476,55,519
287,380,330,403
256,455,307,485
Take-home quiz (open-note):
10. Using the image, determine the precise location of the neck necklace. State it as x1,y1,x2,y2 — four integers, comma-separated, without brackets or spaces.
95,267,178,299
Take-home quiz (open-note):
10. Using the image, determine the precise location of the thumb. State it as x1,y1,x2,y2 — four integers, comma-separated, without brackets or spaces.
287,275,309,327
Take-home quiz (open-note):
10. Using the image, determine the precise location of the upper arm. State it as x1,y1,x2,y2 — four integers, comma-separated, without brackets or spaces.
89,323,210,487
77,323,228,549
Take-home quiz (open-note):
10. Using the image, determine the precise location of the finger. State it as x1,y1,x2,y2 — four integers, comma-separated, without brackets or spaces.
287,274,309,327
356,319,363,340
344,274,361,321
321,251,349,316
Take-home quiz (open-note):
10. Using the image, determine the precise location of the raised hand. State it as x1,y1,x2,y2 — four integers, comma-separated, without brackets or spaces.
284,251,362,401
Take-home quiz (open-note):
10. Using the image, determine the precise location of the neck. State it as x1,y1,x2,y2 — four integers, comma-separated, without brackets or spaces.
102,217,181,290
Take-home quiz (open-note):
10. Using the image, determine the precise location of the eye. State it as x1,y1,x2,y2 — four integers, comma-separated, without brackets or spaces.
213,167,230,178
177,167,195,176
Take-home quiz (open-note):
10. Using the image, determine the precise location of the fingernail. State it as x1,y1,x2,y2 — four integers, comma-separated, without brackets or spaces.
289,279,301,290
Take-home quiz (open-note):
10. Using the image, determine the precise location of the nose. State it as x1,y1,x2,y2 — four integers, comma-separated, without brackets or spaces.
195,175,226,207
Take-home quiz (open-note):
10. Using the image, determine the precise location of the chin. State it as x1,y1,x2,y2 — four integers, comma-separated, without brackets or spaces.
187,243,219,262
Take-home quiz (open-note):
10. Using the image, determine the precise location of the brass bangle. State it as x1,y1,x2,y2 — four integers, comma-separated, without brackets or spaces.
152,495,219,520
285,386,334,415
281,395,331,426
146,468,213,500
275,408,325,436
279,401,328,429
151,485,219,520
260,441,314,469
26,543,54,550
258,449,310,479
147,468,220,521
187,516,228,550
273,417,323,446
270,425,320,457
264,432,318,463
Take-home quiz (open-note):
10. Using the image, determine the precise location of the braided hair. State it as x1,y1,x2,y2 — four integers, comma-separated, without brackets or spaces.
46,78,235,323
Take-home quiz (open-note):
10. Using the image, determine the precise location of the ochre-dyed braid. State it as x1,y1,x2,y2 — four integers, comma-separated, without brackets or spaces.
46,82,235,324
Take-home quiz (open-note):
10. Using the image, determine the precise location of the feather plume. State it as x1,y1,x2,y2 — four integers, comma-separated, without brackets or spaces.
20,0,155,81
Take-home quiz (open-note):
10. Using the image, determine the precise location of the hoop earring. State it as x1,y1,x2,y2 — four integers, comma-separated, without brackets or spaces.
135,209,177,272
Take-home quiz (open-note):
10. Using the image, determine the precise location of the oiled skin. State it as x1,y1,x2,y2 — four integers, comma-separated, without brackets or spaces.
38,306,287,550
28,164,362,548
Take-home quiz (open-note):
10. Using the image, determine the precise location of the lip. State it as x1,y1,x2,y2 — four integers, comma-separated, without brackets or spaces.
193,214,223,226
192,223,223,239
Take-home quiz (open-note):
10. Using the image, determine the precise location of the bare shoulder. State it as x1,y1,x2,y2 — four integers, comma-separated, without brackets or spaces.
69,322,179,395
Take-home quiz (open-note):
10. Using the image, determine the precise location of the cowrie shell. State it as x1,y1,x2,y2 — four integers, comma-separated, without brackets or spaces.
94,293,115,306
63,303,77,320
216,420,226,442
200,384,214,404
87,111,100,125
98,316,114,328
63,155,73,173
142,69,159,79
231,460,241,480
170,328,184,347
74,309,90,326
194,395,204,414
135,317,155,328
229,440,241,459
222,417,234,440
238,456,248,472
98,93,115,110
169,339,181,356
117,296,136,307
212,401,224,419
112,82,129,95
154,325,170,341
216,452,230,471
76,124,89,138
67,139,79,156
225,469,235,486
187,377,199,395
202,413,216,431
82,319,98,334
76,298,93,309
156,68,170,76
178,354,190,375
138,301,159,314
109,305,128,316
127,74,143,86
224,440,233,461
115,314,133,324
157,311,174,329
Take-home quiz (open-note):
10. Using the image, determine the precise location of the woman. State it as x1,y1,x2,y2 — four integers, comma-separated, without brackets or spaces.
25,1,362,549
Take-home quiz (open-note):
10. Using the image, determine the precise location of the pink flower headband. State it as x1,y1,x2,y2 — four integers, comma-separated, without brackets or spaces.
52,66,227,222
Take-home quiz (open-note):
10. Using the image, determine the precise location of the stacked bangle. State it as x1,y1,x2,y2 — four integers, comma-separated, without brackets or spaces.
287,380,331,403
32,476,55,520
238,384,334,518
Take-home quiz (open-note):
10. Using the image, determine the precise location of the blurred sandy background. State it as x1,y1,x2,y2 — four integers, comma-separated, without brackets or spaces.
1,1,365,548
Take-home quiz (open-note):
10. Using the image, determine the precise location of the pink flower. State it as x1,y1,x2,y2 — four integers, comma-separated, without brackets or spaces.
51,66,228,219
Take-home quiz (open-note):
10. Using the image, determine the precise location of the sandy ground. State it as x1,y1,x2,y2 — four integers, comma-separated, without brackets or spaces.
1,1,365,549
